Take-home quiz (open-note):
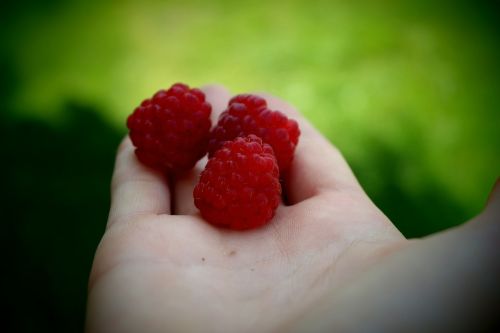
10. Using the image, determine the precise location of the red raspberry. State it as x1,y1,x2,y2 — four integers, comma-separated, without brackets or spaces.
194,135,281,230
127,83,212,174
208,94,300,172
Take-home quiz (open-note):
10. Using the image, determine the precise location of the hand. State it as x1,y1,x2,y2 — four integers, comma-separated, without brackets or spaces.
86,85,500,333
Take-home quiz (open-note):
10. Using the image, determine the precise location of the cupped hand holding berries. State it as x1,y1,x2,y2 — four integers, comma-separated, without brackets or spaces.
87,85,500,333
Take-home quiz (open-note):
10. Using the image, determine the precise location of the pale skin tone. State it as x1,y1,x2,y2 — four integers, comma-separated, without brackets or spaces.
86,85,500,333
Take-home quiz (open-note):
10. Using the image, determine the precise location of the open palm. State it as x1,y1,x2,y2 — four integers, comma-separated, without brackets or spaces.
86,85,499,333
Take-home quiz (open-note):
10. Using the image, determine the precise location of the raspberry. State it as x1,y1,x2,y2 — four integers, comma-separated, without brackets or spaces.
194,135,281,230
208,94,300,172
127,83,212,174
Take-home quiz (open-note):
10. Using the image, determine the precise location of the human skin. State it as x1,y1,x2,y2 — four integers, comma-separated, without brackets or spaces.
86,85,500,333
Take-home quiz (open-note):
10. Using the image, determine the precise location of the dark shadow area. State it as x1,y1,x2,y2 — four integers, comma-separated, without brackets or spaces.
0,0,67,22
1,103,123,332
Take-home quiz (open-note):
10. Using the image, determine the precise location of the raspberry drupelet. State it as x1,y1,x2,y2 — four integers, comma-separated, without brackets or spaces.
194,135,281,230
127,83,212,174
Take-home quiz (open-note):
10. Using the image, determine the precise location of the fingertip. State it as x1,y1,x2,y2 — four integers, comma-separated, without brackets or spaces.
487,178,500,203
200,83,231,95
253,92,301,118
116,135,133,157
200,84,232,122
484,177,500,217
111,135,137,191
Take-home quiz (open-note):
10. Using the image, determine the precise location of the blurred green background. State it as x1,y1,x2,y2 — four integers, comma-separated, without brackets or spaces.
1,0,499,331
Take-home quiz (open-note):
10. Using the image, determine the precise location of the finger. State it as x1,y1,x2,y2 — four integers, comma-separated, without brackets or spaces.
468,177,500,229
174,156,209,215
107,136,171,228
174,84,231,215
255,93,362,204
485,177,500,212
203,83,232,123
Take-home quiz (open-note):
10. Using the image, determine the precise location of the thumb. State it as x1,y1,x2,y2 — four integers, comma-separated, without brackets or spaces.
457,177,500,242
482,177,500,222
